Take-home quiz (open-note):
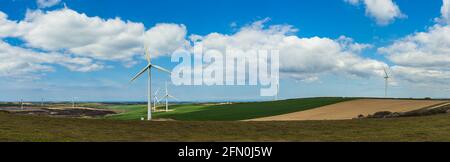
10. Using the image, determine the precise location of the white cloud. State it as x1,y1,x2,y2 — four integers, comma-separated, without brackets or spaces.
192,19,387,82
37,0,61,8
379,1,450,88
17,9,145,62
0,12,19,38
144,23,189,58
0,8,189,77
1,8,388,83
1,8,189,61
0,40,103,78
438,0,450,24
345,0,361,5
379,24,450,86
390,66,450,85
345,0,405,26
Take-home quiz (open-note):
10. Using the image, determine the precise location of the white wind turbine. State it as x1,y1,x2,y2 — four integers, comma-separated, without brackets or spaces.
20,99,24,110
153,88,161,111
130,46,171,120
383,68,390,97
72,97,79,108
160,81,177,112
72,97,75,108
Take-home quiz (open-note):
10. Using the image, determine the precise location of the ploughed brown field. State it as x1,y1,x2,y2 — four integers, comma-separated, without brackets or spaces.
251,99,449,121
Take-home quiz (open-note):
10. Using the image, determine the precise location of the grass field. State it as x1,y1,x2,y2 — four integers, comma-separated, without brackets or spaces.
103,97,352,121
1,111,449,142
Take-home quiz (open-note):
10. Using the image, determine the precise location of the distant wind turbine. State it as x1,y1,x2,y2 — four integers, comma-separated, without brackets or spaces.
160,81,177,112
130,46,171,120
153,88,161,111
384,68,390,97
72,97,79,108
20,99,24,110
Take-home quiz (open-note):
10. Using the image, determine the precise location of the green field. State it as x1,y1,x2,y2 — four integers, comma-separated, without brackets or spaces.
1,111,449,142
104,97,353,121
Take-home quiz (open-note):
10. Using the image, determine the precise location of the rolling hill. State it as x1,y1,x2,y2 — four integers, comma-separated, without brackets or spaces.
1,111,450,142
104,97,353,121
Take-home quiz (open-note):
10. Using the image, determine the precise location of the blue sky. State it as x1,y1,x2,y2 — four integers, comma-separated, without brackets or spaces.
1,0,450,102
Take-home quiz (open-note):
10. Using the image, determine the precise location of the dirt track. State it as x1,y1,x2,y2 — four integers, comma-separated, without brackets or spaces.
251,99,448,121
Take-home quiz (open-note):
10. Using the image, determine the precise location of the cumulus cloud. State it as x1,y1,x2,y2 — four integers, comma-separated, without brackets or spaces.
1,8,388,83
379,25,450,68
345,0,405,26
192,19,387,82
37,0,61,8
0,40,103,78
437,0,450,24
379,1,450,87
17,9,145,62
2,8,189,60
0,8,189,77
379,24,450,86
0,12,19,38
390,66,450,85
144,23,189,58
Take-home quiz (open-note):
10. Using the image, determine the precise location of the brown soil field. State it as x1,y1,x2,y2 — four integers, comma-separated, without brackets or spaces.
251,99,449,121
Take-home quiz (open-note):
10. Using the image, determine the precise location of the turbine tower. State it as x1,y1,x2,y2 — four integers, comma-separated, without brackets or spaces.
130,46,171,120
275,83,280,101
20,99,24,110
161,81,177,112
384,68,390,97
72,97,78,108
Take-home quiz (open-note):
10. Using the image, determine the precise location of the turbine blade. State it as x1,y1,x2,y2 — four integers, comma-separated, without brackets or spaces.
130,64,151,83
157,96,164,103
169,95,179,101
154,96,160,104
154,88,160,95
144,45,151,63
152,64,171,74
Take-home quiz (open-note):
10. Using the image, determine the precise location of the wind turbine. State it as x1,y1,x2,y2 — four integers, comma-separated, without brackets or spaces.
130,46,171,120
20,99,23,110
72,97,78,108
160,81,177,112
153,88,161,111
383,68,390,97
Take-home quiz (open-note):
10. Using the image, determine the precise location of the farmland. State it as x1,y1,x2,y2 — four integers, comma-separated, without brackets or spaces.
0,111,449,142
1,97,449,142
103,97,352,121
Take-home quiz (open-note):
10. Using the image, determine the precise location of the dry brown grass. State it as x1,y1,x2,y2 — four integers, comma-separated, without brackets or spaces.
251,99,448,121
